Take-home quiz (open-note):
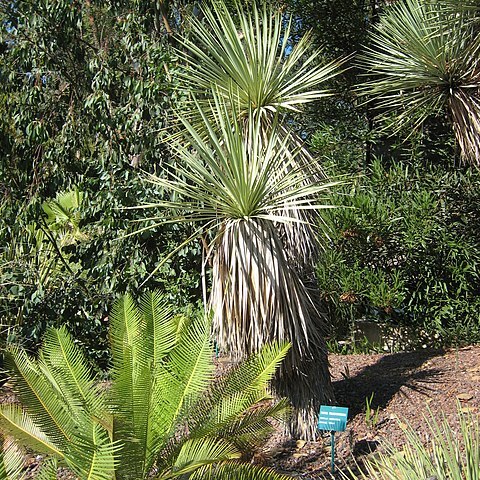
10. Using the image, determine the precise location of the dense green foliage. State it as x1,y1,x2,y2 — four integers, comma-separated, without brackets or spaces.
0,291,290,479
314,125,480,347
1,0,480,456
0,1,201,362
309,0,480,349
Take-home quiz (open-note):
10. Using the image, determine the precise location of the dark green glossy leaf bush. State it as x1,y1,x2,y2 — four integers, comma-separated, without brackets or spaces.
315,131,480,348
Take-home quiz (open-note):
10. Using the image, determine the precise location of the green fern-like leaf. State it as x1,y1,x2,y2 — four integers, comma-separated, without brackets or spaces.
3,350,74,450
33,458,57,480
0,405,63,459
140,290,176,366
0,437,25,480
170,437,240,476
40,327,107,423
189,461,291,480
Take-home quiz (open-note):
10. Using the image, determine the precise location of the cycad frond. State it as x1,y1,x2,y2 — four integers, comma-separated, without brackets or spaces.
110,292,150,384
0,405,62,459
150,314,214,452
2,293,292,479
216,399,290,447
4,349,77,450
4,336,117,480
39,327,106,423
33,458,57,480
168,314,214,412
110,346,153,478
140,290,176,366
0,437,26,480
63,424,117,480
185,342,290,441
189,461,291,480
170,437,240,477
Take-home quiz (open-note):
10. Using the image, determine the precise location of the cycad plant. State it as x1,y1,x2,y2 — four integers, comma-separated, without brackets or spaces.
0,291,291,479
357,0,480,164
144,0,344,439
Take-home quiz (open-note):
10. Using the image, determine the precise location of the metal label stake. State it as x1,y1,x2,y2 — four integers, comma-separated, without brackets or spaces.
317,405,349,474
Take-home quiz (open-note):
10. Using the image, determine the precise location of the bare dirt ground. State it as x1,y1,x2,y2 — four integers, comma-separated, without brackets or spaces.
261,345,480,478
1,345,480,478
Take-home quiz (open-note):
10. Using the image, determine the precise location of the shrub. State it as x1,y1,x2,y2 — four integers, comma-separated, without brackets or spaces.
316,151,480,347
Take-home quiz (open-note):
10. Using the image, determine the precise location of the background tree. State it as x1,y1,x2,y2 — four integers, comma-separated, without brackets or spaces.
0,0,202,363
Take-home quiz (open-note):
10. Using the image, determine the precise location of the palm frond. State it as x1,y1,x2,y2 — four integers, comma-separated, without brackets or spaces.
42,187,86,243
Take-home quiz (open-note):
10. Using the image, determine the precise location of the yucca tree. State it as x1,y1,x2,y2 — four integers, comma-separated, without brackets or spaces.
151,0,344,439
357,0,480,164
139,86,339,438
0,291,291,479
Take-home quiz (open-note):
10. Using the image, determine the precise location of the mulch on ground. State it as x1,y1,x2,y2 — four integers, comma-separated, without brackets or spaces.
262,345,480,478
1,345,479,478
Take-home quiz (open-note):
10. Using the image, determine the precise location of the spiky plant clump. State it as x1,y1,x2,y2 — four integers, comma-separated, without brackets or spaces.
0,291,291,480
173,0,345,266
345,405,480,480
357,0,480,164
176,0,342,130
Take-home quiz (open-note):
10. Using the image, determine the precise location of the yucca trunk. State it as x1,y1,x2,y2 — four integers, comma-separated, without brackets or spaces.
211,218,334,439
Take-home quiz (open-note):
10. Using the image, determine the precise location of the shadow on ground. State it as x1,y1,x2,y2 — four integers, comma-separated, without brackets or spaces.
332,348,445,417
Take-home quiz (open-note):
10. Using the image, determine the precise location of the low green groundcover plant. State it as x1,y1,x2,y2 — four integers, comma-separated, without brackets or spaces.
349,405,480,479
0,291,291,479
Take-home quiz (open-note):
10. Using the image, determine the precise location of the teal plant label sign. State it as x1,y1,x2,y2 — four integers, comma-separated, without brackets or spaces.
317,405,349,432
